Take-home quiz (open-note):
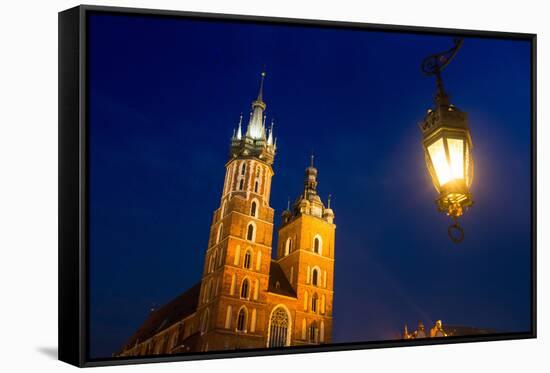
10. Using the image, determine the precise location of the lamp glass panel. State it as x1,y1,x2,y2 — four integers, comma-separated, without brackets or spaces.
447,138,465,182
427,138,450,186
464,141,470,186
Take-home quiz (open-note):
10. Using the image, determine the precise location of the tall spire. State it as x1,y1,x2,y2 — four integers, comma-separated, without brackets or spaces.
304,155,318,198
246,70,268,140
256,70,266,102
267,119,274,145
236,113,243,140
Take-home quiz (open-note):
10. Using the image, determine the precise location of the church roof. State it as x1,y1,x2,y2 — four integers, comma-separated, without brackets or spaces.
121,282,201,349
268,261,297,298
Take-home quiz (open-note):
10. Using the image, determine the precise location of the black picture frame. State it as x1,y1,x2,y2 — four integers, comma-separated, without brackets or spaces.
58,4,537,367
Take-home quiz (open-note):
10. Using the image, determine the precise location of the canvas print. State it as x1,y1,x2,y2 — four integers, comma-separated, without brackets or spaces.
86,12,533,360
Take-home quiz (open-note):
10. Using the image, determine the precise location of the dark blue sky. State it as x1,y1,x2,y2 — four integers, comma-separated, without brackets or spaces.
87,13,532,358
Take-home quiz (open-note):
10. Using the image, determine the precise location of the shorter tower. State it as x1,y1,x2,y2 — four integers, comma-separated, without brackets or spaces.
276,156,336,345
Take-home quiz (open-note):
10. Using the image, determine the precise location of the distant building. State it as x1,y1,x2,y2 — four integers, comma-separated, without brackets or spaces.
116,72,336,356
403,320,496,339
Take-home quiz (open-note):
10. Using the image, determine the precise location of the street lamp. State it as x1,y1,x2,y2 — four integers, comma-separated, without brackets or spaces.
420,38,474,243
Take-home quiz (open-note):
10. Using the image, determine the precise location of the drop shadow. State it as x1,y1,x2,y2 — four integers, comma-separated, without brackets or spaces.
37,346,58,360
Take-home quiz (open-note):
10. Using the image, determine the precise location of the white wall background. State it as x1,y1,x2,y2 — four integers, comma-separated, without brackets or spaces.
0,0,547,371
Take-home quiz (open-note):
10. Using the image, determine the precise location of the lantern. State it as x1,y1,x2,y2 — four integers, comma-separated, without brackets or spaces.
420,38,474,243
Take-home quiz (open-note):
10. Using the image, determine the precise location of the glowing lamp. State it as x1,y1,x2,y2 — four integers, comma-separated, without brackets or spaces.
421,104,474,220
420,38,474,243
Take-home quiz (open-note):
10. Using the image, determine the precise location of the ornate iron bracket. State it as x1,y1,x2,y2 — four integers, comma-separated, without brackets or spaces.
421,38,464,76
421,38,464,99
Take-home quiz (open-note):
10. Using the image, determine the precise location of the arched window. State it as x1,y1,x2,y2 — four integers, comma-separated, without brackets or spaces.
268,306,291,347
225,305,232,329
241,278,250,299
284,238,292,256
254,279,259,300
236,307,247,332
313,235,322,254
254,180,259,193
206,279,213,302
250,308,257,333
256,251,262,271
170,331,178,350
230,273,236,295
201,309,210,334
241,163,246,175
239,178,244,190
312,268,319,286
311,293,318,313
216,224,223,244
309,321,318,343
246,223,255,242
250,201,257,217
234,245,240,265
243,250,252,269
208,253,215,273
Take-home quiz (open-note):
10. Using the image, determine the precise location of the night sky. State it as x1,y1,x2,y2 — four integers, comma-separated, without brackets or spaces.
87,13,532,358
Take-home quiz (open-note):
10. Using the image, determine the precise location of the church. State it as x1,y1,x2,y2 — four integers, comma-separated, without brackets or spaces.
116,72,336,356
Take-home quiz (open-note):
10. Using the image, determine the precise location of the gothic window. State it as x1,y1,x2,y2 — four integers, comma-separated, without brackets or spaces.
311,293,318,313
309,321,318,343
284,238,292,256
253,279,259,300
206,279,213,302
268,306,291,347
234,245,240,265
246,223,255,242
239,178,244,190
254,180,259,193
241,163,246,175
170,330,178,350
256,251,262,270
221,200,226,218
241,278,250,299
250,309,257,333
312,268,319,286
208,254,215,273
236,307,247,332
230,273,236,295
250,201,257,217
225,305,232,329
201,309,210,335
313,236,322,254
216,224,223,244
243,250,252,269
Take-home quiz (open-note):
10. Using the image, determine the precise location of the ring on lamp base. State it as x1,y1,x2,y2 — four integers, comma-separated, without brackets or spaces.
448,218,465,244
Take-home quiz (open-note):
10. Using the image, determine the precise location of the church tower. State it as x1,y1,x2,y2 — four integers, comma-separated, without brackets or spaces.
195,72,277,351
116,72,338,357
276,156,336,345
